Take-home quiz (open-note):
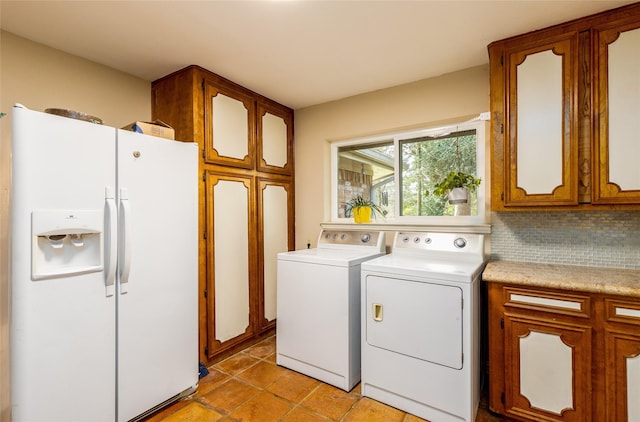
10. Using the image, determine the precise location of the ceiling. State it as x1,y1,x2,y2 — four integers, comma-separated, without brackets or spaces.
1,1,635,109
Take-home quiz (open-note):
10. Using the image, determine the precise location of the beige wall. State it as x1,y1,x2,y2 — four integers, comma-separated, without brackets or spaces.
0,31,151,422
293,65,490,250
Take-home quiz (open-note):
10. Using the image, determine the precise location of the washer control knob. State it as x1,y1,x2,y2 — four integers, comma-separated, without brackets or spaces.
454,237,467,249
341,234,347,240
425,237,432,244
361,233,371,243
402,235,410,243
413,236,421,243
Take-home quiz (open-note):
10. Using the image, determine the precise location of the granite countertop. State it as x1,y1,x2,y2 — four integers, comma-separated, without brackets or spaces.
482,260,640,298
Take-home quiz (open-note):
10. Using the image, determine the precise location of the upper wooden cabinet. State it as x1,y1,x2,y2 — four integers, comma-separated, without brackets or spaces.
256,100,294,175
593,18,640,204
153,65,294,175
489,3,640,210
502,32,579,207
204,82,256,169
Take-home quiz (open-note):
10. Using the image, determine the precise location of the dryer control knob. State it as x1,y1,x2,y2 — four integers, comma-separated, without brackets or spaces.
454,237,467,248
361,234,371,243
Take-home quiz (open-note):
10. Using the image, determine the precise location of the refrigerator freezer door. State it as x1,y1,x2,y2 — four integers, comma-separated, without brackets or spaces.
115,130,198,421
11,107,117,421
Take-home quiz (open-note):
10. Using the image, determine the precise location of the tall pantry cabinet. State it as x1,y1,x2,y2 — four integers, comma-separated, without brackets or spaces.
152,65,294,363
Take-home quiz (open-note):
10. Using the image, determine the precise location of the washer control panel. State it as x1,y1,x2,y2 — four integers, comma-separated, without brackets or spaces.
317,229,384,250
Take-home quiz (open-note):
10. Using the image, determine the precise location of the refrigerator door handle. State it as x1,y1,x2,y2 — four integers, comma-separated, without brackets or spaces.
105,187,117,297
119,188,132,294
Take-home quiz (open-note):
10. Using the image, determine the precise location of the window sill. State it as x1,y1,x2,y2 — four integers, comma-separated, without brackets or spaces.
321,221,491,234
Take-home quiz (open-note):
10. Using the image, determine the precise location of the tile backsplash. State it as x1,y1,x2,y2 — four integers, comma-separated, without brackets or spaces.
490,210,640,269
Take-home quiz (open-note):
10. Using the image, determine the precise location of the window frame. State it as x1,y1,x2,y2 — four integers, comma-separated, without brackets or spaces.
330,116,488,226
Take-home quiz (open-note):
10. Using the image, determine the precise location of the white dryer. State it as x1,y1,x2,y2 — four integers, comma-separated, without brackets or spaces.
360,231,485,422
277,229,386,391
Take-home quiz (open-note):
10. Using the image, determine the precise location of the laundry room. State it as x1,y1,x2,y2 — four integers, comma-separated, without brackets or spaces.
2,2,640,422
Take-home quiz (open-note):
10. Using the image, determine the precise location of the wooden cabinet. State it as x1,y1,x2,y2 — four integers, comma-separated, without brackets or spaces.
204,172,256,356
152,65,294,363
592,18,640,204
256,100,294,175
488,280,640,422
256,177,294,333
604,298,640,421
498,32,579,207
203,80,294,174
489,284,593,421
489,3,640,211
204,82,256,169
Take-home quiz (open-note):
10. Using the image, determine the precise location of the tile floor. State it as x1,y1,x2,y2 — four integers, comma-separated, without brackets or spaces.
144,336,504,422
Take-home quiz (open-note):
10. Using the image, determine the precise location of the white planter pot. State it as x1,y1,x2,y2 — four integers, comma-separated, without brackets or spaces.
448,187,469,204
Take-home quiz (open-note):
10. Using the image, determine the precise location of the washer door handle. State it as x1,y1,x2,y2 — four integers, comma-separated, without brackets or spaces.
372,303,383,322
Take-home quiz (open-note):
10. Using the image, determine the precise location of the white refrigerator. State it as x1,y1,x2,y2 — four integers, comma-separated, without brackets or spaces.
10,106,199,421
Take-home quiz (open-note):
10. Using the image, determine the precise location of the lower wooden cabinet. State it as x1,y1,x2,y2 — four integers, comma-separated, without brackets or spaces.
205,172,255,357
604,299,640,422
504,315,592,421
204,171,293,360
488,282,640,422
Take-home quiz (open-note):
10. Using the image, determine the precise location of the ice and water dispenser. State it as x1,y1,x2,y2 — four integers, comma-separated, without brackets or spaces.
31,210,104,280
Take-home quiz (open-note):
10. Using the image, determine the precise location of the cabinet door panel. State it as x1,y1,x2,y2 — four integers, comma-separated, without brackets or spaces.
205,172,255,357
205,82,256,169
519,330,573,414
605,330,640,422
516,50,563,194
593,22,640,204
262,113,287,167
504,35,578,206
504,315,591,421
257,101,294,175
257,178,294,331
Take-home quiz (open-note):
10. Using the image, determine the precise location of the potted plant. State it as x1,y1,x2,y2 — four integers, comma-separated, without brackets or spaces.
344,195,383,223
426,171,481,204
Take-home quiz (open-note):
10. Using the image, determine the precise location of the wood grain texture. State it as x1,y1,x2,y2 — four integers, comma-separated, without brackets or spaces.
488,2,640,211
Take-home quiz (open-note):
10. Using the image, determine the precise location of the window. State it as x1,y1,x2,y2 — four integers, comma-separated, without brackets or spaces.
331,116,487,224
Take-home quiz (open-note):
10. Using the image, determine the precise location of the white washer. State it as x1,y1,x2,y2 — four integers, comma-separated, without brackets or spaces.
277,229,386,391
361,231,485,422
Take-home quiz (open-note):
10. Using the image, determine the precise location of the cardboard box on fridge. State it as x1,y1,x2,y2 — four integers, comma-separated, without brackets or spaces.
121,120,175,140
